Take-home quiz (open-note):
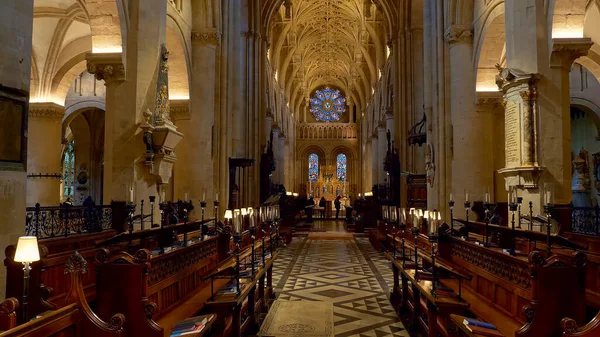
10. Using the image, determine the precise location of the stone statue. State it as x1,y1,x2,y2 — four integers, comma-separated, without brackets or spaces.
572,148,591,207
154,44,172,126
425,143,435,187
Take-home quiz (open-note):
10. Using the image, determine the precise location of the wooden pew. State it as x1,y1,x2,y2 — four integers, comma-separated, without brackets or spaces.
94,236,222,337
385,229,587,337
0,299,18,331
4,230,121,322
562,312,600,336
0,251,125,337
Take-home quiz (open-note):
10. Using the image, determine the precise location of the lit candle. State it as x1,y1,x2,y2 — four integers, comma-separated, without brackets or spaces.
184,193,188,202
216,193,219,202
465,191,469,202
129,185,134,203
203,192,206,201
450,193,453,202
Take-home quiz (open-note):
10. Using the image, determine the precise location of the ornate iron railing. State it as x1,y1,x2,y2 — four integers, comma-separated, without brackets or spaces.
26,204,112,238
572,206,600,236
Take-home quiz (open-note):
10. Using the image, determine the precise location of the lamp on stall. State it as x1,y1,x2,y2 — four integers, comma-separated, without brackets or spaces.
14,236,41,322
224,209,233,228
232,209,242,294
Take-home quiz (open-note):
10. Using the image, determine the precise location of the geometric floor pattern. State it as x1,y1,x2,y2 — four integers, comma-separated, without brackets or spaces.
272,236,409,337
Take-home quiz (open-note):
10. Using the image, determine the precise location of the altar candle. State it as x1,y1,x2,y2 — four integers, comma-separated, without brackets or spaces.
129,185,134,203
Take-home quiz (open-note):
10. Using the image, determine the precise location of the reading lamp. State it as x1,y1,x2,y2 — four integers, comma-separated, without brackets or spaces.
14,236,40,322
224,209,233,228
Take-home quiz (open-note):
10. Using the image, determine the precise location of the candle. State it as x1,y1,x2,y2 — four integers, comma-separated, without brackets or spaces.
161,191,165,203
129,185,134,203
184,193,188,202
216,193,219,202
485,192,490,203
450,193,453,202
465,191,469,202
233,209,241,233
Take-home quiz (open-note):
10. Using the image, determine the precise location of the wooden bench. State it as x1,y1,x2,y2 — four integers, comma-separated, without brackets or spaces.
0,251,125,337
385,229,588,337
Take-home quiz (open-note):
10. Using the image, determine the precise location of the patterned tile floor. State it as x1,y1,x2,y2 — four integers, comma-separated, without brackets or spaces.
271,234,409,337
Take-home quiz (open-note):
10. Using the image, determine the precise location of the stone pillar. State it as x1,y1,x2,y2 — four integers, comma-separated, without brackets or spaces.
27,103,64,206
271,126,281,184
277,132,286,186
0,0,33,299
377,122,387,185
86,53,126,203
188,29,219,218
446,25,492,206
171,100,191,201
371,133,379,190
385,108,394,138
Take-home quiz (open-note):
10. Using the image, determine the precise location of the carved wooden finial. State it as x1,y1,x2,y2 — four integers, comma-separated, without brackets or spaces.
65,251,88,275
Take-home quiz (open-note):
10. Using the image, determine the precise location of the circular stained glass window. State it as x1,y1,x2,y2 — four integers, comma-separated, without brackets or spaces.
310,87,346,122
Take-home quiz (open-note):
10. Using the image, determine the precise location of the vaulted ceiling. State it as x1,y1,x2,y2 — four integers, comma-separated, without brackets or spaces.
268,0,389,120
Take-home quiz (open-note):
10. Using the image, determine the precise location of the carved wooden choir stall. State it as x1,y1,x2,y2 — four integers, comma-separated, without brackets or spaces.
378,212,589,337
2,203,281,337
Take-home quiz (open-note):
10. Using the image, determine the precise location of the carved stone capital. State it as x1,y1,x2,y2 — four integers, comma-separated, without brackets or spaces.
384,108,394,120
29,102,65,121
551,37,593,70
377,120,386,130
170,100,190,121
86,53,125,84
266,108,274,119
191,29,221,46
519,89,538,102
476,92,502,112
445,25,473,45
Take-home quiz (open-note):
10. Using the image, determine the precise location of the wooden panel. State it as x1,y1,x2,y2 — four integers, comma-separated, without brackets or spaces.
494,285,513,317
476,276,493,301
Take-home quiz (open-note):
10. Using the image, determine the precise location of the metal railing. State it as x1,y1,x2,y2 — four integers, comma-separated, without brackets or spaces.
572,206,600,236
25,203,113,238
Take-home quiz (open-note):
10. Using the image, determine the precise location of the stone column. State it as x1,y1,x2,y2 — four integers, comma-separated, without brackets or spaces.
27,103,64,206
385,108,394,138
377,122,387,185
0,0,33,299
188,29,219,217
171,100,191,201
271,126,281,184
446,25,492,206
277,132,286,186
371,133,378,190
86,53,126,203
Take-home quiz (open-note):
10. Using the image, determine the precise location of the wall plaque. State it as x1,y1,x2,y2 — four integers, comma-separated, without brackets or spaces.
0,85,28,167
505,100,521,167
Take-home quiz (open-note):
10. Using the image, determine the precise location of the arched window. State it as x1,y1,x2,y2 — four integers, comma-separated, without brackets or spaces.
308,153,319,182
61,140,75,201
336,153,347,182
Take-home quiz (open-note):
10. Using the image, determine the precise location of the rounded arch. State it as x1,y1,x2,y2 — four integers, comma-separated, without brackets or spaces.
571,97,600,138
166,14,191,99
474,0,505,91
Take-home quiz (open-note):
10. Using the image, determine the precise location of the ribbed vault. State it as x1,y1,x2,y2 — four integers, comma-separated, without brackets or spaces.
266,0,393,121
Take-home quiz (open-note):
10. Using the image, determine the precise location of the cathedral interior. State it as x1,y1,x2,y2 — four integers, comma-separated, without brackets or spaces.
1,0,600,336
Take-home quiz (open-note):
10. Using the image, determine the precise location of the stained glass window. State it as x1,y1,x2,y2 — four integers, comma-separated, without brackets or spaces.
337,153,347,182
308,153,319,182
62,140,75,201
310,87,346,122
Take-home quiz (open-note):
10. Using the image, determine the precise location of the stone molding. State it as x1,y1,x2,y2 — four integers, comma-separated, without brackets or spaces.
191,29,221,46
476,91,502,111
170,100,190,121
29,102,65,120
445,25,473,45
86,53,125,84
551,38,593,70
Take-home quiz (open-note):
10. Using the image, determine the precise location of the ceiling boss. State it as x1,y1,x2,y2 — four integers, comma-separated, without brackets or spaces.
310,87,346,122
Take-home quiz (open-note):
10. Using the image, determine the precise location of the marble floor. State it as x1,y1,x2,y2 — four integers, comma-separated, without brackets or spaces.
271,231,409,337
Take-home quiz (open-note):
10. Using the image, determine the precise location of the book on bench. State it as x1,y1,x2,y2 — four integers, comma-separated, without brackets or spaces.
170,315,209,336
462,318,503,337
